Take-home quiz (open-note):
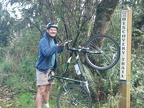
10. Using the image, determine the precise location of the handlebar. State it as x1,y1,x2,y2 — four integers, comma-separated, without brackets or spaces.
64,40,89,51
63,40,73,44
64,40,103,54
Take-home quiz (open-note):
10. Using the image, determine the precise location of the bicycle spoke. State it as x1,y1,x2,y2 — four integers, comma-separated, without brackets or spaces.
85,35,120,70
57,84,91,108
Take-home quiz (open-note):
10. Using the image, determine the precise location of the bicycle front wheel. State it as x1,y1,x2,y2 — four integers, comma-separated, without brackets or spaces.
57,84,92,108
85,35,120,70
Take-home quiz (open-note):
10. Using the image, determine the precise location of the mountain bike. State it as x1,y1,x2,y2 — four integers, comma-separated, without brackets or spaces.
50,34,120,108
50,41,92,108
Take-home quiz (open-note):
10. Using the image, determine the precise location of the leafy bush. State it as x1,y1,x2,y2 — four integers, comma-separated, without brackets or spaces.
12,92,35,108
18,55,36,82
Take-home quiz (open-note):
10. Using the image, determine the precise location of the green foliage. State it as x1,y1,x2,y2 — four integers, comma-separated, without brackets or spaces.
12,92,35,108
0,60,14,73
131,86,144,108
0,50,17,71
18,56,36,81
2,73,18,88
107,6,121,43
0,9,16,47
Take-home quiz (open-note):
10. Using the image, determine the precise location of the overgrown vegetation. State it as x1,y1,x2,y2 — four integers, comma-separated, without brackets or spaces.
0,0,144,108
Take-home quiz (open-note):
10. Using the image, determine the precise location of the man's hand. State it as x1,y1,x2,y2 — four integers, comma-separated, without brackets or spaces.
57,40,72,46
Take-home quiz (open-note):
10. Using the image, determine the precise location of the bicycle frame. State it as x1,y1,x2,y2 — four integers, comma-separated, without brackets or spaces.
52,45,90,92
53,50,83,77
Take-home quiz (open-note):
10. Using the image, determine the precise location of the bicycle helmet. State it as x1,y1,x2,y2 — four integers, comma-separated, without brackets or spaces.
46,22,58,30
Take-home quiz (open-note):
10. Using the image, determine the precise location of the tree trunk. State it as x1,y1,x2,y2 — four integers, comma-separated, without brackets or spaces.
81,0,94,24
80,0,94,39
92,0,119,35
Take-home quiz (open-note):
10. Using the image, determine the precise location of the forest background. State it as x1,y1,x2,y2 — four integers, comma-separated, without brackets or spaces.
0,0,144,108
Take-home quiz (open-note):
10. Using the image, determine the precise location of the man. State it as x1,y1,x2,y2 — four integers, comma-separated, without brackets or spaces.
35,22,64,108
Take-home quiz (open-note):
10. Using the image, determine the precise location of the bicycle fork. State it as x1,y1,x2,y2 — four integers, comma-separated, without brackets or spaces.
80,80,90,94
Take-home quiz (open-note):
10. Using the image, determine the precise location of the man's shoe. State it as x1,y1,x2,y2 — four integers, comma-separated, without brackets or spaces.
44,103,49,108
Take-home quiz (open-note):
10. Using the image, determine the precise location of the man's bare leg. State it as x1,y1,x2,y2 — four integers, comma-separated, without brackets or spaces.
43,84,52,103
36,85,46,108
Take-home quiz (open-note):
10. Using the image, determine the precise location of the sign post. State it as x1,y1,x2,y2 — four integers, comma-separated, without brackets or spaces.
120,7,132,108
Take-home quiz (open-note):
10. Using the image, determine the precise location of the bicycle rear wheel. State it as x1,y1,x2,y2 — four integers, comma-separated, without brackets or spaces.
57,84,92,108
85,34,120,70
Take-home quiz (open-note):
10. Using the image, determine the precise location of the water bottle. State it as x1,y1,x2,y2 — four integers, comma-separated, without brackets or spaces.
74,63,81,75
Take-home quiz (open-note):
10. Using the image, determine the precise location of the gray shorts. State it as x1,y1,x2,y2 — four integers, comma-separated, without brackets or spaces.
36,69,54,86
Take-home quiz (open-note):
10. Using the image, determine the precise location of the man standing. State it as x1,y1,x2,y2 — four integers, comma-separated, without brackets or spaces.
35,22,64,108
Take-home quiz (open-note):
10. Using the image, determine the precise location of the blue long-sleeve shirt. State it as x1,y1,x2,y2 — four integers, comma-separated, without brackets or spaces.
35,32,63,73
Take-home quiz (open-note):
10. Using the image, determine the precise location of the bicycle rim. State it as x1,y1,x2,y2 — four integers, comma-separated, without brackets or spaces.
85,35,120,70
57,84,92,108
